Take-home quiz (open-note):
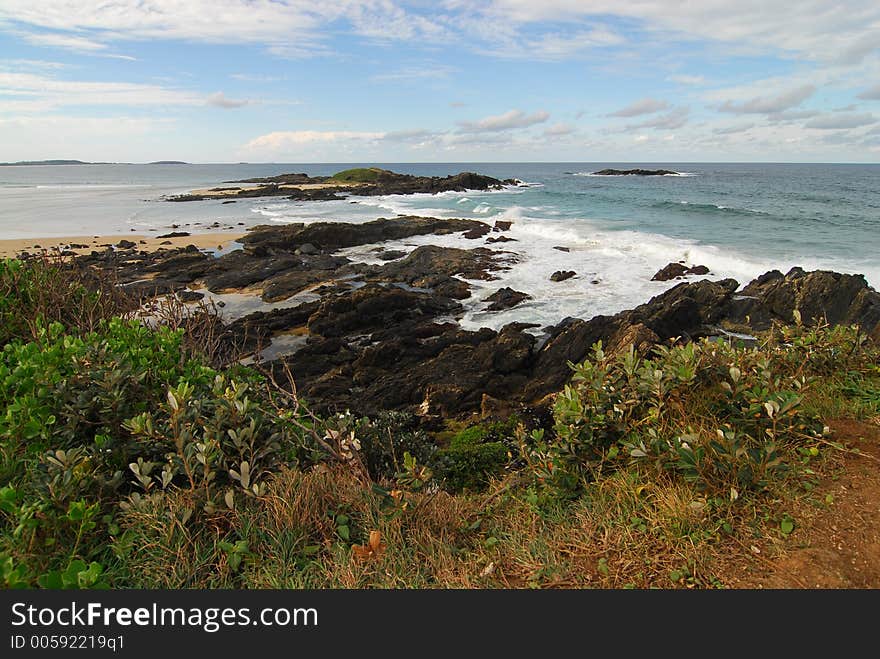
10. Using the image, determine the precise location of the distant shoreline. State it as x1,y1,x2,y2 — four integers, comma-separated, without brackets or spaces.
0,160,189,166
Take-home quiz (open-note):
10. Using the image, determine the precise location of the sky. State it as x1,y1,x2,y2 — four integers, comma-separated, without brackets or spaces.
0,1,879,163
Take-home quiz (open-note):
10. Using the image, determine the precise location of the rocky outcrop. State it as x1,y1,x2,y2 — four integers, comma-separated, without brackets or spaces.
651,262,710,281
72,229,880,421
551,270,576,282
239,216,487,253
485,287,531,311
591,168,679,176
725,268,880,340
168,169,521,202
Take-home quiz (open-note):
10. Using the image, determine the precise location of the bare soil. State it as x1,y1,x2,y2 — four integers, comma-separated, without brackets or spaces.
725,418,880,588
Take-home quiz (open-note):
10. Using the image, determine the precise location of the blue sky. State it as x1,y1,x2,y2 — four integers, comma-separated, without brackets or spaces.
1,1,879,163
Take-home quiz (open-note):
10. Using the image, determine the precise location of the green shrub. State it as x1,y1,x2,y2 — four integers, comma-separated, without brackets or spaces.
0,318,316,586
434,422,515,492
525,324,864,495
0,258,129,346
355,411,436,482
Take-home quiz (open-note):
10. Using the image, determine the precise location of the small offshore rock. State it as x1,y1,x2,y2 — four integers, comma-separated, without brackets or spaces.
551,270,576,282
651,262,711,281
485,287,531,311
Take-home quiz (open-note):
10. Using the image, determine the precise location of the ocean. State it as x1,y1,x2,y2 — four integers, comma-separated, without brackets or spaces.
1,162,877,331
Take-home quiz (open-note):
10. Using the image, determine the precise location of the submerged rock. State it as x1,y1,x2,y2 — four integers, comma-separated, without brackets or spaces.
550,270,576,282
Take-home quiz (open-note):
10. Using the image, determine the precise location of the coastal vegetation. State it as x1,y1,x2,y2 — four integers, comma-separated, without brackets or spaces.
1,256,878,588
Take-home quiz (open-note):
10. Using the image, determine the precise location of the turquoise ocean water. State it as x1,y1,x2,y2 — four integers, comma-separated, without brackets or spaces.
1,162,877,329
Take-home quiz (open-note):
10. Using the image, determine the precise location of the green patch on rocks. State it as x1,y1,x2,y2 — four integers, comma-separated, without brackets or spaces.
330,167,388,183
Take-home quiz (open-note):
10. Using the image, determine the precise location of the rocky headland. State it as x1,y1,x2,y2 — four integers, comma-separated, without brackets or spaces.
168,167,521,202
68,213,880,427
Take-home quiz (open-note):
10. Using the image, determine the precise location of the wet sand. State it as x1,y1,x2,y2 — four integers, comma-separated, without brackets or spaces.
0,232,245,259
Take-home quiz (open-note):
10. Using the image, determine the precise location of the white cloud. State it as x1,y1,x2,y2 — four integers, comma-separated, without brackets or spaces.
244,130,386,153
0,2,449,59
0,72,203,111
767,109,821,122
717,84,815,114
667,74,706,85
804,112,877,129
230,73,284,83
626,108,689,130
543,122,575,137
638,108,690,130
713,123,754,135
0,58,67,70
206,91,249,109
22,31,107,51
858,83,880,100
474,1,880,64
370,66,457,82
608,97,669,118
457,109,549,132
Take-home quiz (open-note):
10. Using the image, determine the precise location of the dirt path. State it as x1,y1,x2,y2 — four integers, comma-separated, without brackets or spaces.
726,418,880,588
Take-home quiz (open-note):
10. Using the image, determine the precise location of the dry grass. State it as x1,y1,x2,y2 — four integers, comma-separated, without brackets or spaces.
114,461,810,589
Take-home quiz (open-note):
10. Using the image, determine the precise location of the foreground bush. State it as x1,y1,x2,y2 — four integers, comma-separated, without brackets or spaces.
524,321,874,495
0,317,317,587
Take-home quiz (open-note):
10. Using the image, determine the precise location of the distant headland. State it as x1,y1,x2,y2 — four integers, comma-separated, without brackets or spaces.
0,159,189,166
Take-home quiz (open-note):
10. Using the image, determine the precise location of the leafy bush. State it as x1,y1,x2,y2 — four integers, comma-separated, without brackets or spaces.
434,421,515,492
355,411,436,482
0,258,130,346
524,324,862,495
0,317,316,587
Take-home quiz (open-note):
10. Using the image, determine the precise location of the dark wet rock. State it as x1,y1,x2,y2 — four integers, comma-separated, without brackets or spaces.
361,245,505,284
68,231,880,421
485,287,531,311
486,235,516,244
527,278,740,398
553,246,570,252
296,243,320,255
410,274,471,300
726,268,880,339
493,220,512,232
169,169,520,202
551,270,576,282
202,252,301,292
280,321,536,417
592,168,679,176
176,290,205,303
157,231,191,238
463,225,492,239
116,239,137,249
239,216,488,253
222,200,236,204
651,262,711,281
307,284,462,339
375,249,407,261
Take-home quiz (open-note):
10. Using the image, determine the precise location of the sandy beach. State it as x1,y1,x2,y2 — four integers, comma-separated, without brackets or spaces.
0,232,245,259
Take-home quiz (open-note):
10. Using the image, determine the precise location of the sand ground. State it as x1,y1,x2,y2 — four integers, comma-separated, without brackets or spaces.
0,232,245,259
